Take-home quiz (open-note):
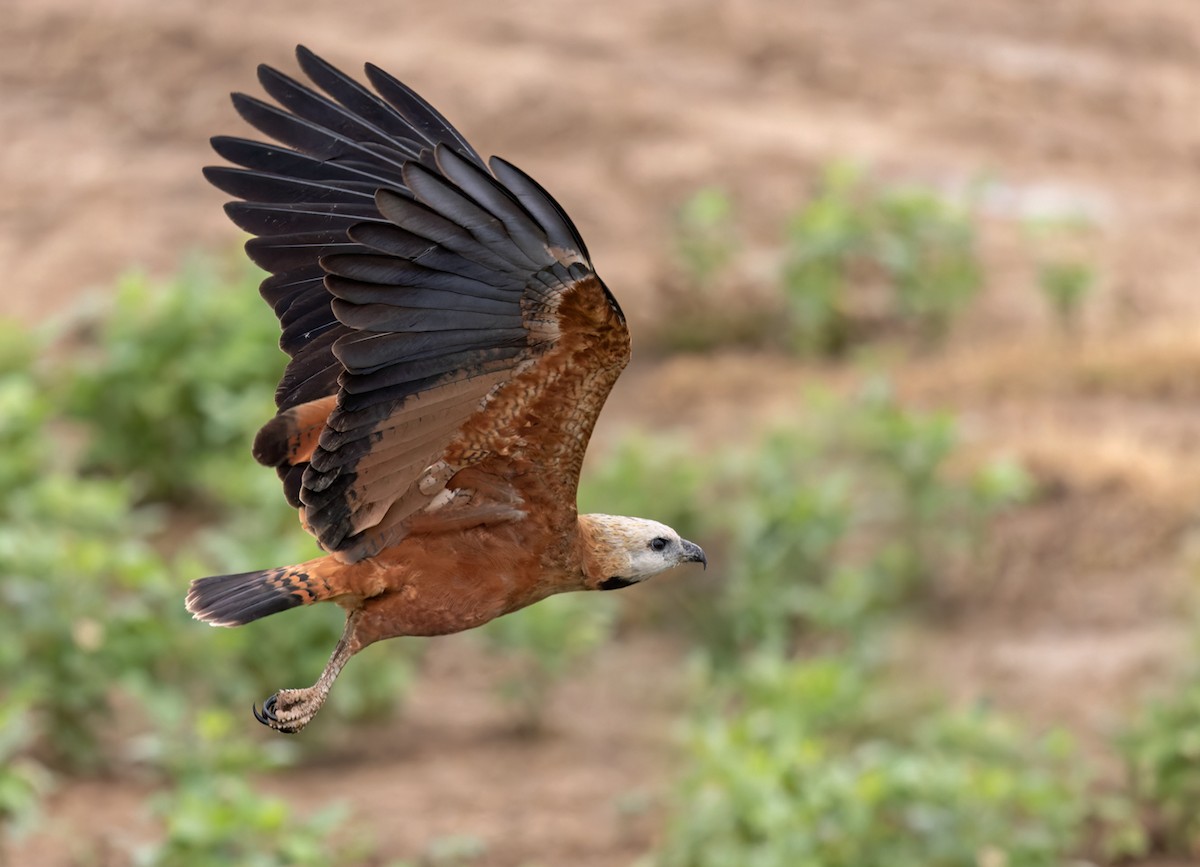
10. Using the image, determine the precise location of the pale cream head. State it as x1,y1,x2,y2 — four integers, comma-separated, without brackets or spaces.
577,514,707,591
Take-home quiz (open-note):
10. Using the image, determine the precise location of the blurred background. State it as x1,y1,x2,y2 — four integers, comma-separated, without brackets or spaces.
4,0,1200,865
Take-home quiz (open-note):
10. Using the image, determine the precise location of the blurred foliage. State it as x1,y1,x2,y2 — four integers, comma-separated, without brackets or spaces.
710,431,854,660
133,706,379,867
0,479,164,770
657,188,780,354
1038,260,1095,334
840,379,1032,593
655,654,1088,867
673,188,739,290
782,163,983,353
1024,217,1098,336
606,382,1033,666
780,162,871,355
0,692,52,849
417,834,489,866
60,259,286,507
873,178,983,342
662,165,986,356
140,777,367,867
0,331,167,769
479,593,618,734
1118,677,1200,856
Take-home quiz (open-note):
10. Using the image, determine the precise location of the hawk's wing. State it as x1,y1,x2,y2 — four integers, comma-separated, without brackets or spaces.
205,46,630,562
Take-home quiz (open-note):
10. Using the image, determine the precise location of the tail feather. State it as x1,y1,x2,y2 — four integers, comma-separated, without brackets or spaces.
186,564,329,627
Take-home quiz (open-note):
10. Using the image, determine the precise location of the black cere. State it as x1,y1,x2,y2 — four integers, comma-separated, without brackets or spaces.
649,537,669,552
599,576,635,591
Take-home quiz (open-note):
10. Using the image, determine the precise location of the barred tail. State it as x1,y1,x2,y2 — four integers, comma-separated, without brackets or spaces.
186,560,334,627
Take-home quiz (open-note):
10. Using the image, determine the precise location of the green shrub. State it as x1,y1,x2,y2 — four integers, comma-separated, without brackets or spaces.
874,182,982,343
1023,217,1098,336
714,431,854,660
0,327,54,495
115,693,383,867
0,691,51,847
132,683,376,866
1118,678,1200,854
0,460,167,770
841,379,1031,593
60,258,284,507
0,327,183,771
673,188,738,290
656,655,1088,867
781,163,983,354
1037,261,1095,335
695,383,1032,665
656,189,785,353
419,834,489,866
782,163,874,355
141,775,370,867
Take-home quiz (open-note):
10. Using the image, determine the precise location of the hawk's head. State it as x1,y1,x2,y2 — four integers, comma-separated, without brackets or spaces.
578,514,706,591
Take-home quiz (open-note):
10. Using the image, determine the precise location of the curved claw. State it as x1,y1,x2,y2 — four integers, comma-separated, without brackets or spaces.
253,693,279,726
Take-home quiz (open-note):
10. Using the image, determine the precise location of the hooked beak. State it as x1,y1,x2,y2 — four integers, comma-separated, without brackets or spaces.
681,539,707,570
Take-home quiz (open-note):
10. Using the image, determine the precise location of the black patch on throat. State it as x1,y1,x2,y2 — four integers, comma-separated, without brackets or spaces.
599,576,635,591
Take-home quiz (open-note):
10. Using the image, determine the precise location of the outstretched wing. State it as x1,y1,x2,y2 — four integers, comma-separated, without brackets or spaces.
205,46,630,562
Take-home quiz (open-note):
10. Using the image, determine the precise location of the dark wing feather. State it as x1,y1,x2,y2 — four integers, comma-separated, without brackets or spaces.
206,46,629,561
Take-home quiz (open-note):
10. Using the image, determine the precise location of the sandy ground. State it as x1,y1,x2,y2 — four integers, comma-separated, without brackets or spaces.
6,0,1200,864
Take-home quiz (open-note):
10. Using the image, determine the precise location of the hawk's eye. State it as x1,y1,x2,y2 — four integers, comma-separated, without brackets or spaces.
650,537,669,552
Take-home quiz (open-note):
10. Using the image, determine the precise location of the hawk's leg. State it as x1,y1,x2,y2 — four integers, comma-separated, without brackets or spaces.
254,608,364,734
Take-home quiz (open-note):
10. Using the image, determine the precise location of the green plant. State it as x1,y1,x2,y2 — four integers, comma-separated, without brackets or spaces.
826,380,1031,602
781,163,983,354
1024,217,1098,336
1038,261,1095,335
0,691,51,852
60,257,284,507
693,382,1031,665
479,592,618,733
126,704,374,867
874,183,982,343
781,163,872,355
656,654,1089,867
0,325,174,770
658,188,783,353
0,468,167,770
420,834,488,866
0,336,55,495
140,775,369,867
673,187,738,290
714,431,854,661
1118,677,1200,854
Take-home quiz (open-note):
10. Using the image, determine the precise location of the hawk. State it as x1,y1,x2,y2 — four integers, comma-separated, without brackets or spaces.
187,46,706,733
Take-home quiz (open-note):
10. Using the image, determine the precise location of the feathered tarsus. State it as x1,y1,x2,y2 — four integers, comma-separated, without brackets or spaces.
188,46,706,733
